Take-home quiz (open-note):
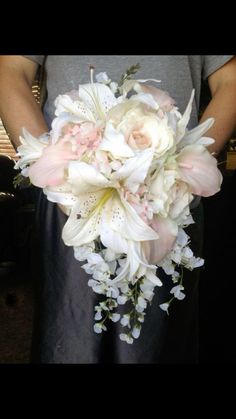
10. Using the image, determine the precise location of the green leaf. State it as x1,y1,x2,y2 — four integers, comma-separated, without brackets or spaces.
13,173,31,189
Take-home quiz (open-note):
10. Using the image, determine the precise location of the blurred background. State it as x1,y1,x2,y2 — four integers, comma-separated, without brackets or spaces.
0,70,235,364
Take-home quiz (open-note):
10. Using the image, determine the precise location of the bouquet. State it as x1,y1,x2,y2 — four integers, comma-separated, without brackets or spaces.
15,65,222,344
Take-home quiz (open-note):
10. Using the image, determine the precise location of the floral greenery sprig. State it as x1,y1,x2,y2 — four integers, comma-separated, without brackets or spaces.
96,63,141,97
117,63,141,87
13,172,31,189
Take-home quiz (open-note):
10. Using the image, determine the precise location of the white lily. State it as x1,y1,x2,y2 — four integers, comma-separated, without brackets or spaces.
110,240,157,284
176,89,215,148
176,90,195,143
62,151,159,279
14,128,49,170
54,83,118,123
177,118,215,150
67,161,110,196
44,186,78,209
62,188,158,248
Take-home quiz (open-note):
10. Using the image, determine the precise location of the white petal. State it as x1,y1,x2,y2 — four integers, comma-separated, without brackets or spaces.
54,94,96,121
177,118,215,149
130,92,159,110
99,122,134,158
145,270,163,286
95,312,102,321
100,218,128,254
176,89,195,142
177,145,223,197
196,136,215,146
62,192,105,246
177,292,185,301
106,193,159,242
132,327,141,339
78,83,117,117
43,189,78,206
113,149,154,194
50,112,84,144
15,128,47,169
160,303,169,312
111,313,121,322
142,216,178,264
121,79,161,97
68,161,110,195
117,295,128,304
95,72,111,83
94,324,103,334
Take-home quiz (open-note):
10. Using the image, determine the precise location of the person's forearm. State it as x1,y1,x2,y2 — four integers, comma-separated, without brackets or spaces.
200,81,236,156
0,75,48,150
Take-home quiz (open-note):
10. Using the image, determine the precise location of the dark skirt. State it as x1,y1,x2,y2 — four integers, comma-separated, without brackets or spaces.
30,189,203,364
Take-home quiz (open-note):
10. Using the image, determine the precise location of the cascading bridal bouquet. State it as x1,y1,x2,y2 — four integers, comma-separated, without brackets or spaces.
15,65,222,344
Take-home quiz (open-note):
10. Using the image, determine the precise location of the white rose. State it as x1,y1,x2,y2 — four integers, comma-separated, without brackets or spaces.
128,116,174,156
149,168,176,217
115,104,174,156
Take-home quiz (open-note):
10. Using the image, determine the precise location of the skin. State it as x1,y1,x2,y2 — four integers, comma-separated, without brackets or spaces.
0,55,236,155
199,56,236,155
0,55,48,148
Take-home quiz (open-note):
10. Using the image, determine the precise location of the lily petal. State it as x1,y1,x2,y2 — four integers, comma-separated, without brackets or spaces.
54,94,96,121
68,161,110,195
14,128,48,170
100,214,128,254
44,188,78,207
177,118,215,149
78,83,118,120
28,141,76,188
176,89,195,142
130,92,159,110
142,216,178,264
133,83,176,111
62,190,105,246
99,122,134,158
51,113,84,144
105,192,159,242
177,145,223,197
113,149,154,194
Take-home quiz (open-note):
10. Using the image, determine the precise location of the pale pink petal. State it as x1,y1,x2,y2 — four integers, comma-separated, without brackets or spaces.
142,216,178,264
177,145,223,197
135,84,176,111
28,141,76,188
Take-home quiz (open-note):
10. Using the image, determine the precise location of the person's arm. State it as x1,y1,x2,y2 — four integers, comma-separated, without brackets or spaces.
199,56,236,156
0,55,49,150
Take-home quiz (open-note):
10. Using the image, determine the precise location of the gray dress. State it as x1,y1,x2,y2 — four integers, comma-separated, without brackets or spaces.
26,55,233,363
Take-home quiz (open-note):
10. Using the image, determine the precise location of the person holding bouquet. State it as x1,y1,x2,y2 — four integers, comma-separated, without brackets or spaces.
0,55,236,364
